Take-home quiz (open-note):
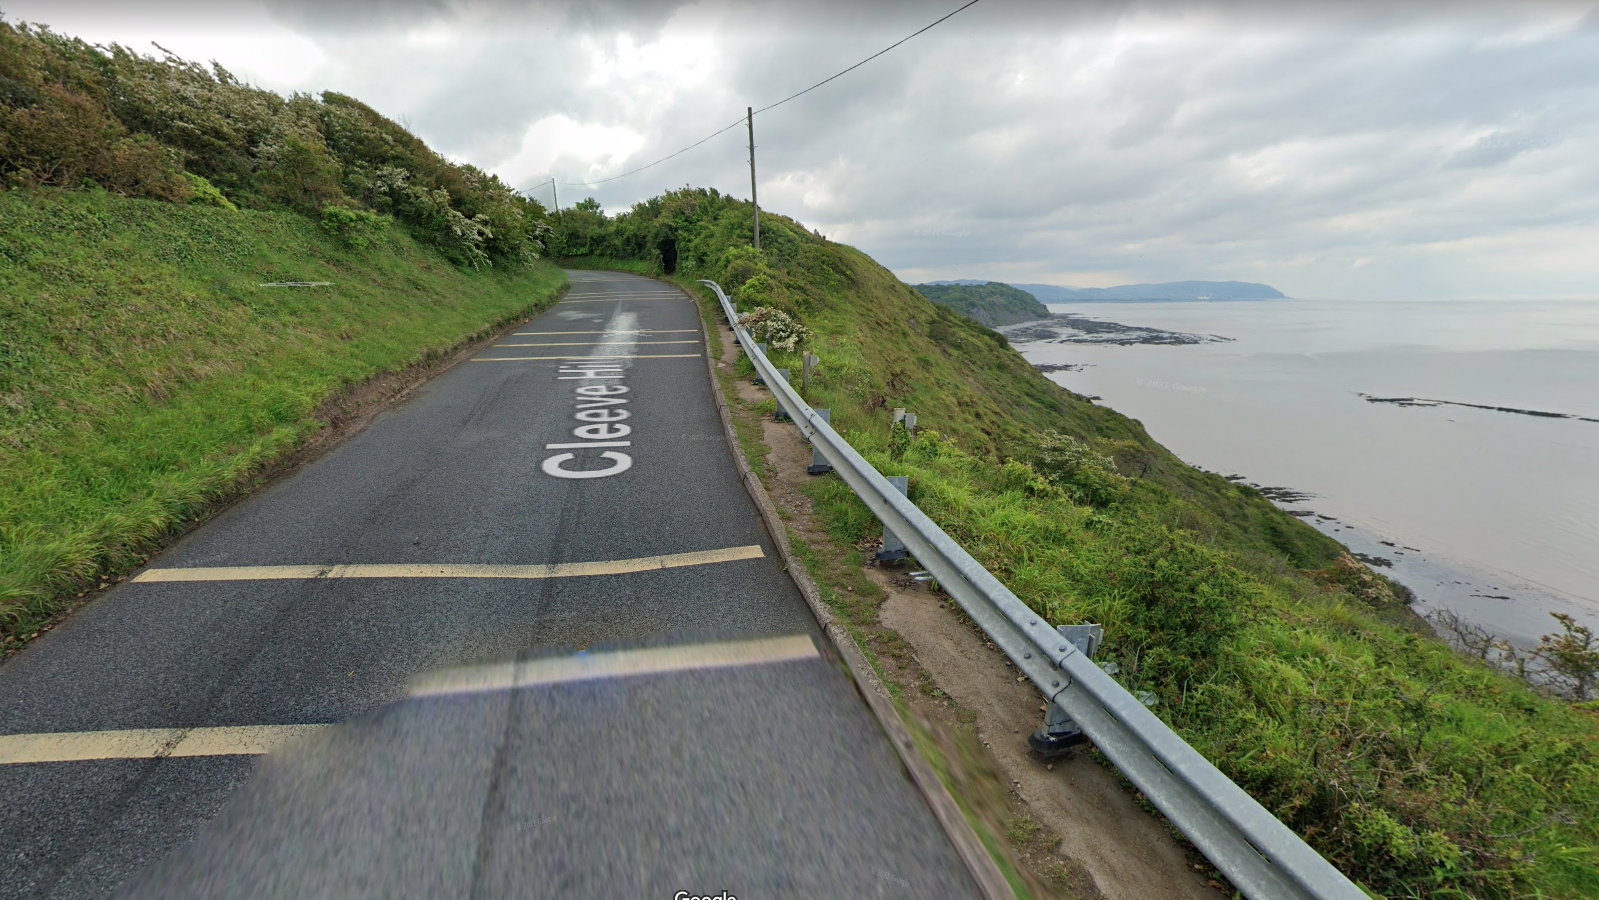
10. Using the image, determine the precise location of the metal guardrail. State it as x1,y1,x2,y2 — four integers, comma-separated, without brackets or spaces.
699,280,1368,900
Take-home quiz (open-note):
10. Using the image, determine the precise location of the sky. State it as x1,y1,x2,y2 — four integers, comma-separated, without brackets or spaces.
8,0,1598,299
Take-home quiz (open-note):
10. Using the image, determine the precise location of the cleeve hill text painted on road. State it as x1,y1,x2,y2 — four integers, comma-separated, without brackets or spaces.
541,360,633,479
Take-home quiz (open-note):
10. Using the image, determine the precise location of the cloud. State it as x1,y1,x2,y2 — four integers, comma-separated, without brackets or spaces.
495,115,647,188
9,0,1599,298
3,1,330,88
1447,131,1569,168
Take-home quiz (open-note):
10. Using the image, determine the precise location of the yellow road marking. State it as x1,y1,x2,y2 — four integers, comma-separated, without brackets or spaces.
470,354,702,361
559,298,679,304
493,340,701,348
134,545,764,584
0,724,326,765
512,330,698,336
410,634,819,697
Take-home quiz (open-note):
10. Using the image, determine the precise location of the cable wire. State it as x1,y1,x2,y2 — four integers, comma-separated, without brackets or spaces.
752,0,980,116
556,0,981,189
556,119,744,188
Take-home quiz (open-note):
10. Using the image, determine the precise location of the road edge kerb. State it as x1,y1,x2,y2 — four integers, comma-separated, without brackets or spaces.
677,276,1016,900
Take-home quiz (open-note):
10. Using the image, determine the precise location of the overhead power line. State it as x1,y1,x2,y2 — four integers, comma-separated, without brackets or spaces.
557,119,745,188
556,0,981,189
751,0,981,117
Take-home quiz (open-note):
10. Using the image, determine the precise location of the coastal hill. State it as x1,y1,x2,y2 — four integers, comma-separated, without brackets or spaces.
910,281,1050,326
928,279,1287,302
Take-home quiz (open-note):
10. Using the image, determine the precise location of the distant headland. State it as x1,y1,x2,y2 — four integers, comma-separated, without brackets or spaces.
924,279,1288,302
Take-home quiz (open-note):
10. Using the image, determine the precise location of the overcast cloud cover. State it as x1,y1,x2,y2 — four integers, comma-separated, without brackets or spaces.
11,0,1599,299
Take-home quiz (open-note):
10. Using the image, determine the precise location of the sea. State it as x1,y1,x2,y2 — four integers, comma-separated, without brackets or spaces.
1010,298,1599,647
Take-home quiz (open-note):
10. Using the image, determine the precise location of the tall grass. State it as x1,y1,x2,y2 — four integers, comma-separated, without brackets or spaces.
798,432,1598,898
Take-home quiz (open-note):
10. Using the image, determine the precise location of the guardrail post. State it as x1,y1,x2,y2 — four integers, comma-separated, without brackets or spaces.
802,353,818,390
875,476,911,562
752,343,769,384
807,409,834,474
1029,624,1103,757
774,370,791,420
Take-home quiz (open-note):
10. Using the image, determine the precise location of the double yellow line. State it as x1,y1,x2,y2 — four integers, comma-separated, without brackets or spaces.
0,634,818,765
134,545,765,583
5,544,795,765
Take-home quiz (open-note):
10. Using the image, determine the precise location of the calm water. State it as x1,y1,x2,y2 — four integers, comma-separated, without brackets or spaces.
1016,299,1599,646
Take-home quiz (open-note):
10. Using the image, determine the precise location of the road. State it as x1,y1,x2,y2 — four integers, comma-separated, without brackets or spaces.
0,271,981,898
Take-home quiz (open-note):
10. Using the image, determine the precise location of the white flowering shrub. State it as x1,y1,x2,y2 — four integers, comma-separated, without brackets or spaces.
364,165,493,268
738,306,812,352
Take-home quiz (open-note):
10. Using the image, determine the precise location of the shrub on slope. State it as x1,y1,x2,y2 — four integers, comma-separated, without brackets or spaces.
0,19,550,268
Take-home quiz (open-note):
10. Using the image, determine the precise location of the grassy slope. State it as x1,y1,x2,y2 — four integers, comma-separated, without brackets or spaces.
585,192,1595,899
756,243,1342,572
0,189,566,643
913,281,1052,327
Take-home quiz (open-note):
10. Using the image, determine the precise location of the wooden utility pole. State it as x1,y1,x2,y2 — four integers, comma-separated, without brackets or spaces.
747,106,760,250
551,178,559,212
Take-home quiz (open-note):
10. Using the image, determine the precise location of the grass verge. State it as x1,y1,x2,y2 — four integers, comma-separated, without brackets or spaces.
1,189,567,651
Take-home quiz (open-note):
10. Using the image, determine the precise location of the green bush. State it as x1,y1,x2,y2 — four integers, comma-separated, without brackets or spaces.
545,198,613,258
319,204,384,248
0,19,549,269
257,133,343,214
0,80,190,201
1032,431,1130,506
184,173,236,210
1084,514,1253,668
720,244,764,289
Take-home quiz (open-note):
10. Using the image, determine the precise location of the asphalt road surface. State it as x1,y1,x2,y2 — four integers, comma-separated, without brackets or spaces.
0,271,981,899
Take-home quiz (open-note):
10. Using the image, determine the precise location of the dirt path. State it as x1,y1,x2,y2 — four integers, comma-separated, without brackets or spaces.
878,588,1215,900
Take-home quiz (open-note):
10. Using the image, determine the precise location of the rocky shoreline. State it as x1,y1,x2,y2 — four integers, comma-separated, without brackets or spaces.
1002,313,1231,346
1359,392,1599,423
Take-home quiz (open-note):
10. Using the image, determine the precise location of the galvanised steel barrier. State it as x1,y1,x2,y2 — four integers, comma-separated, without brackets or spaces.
699,279,1367,900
